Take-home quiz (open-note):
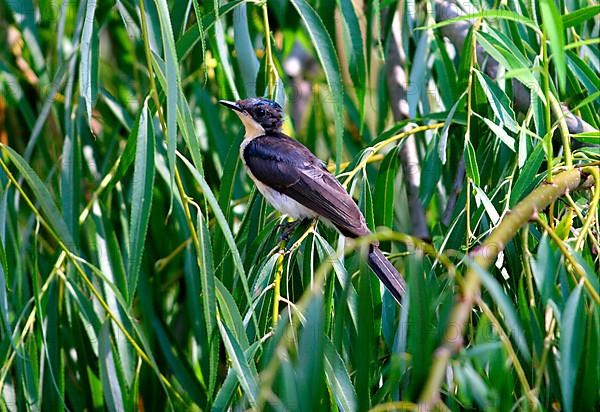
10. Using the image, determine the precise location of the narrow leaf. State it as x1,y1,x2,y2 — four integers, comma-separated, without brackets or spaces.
99,322,125,412
540,0,566,91
2,145,75,249
79,0,97,128
289,0,344,171
127,99,155,302
481,117,515,151
464,140,480,186
153,0,180,191
217,319,259,406
560,283,585,412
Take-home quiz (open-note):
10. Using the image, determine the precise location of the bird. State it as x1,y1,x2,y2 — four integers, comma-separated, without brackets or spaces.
219,97,406,302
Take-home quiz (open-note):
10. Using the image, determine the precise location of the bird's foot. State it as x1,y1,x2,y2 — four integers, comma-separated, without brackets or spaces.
277,218,304,242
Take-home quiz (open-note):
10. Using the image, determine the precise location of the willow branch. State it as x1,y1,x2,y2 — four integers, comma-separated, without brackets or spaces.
418,167,596,407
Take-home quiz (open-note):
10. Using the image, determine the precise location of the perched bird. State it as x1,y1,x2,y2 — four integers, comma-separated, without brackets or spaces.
219,97,406,302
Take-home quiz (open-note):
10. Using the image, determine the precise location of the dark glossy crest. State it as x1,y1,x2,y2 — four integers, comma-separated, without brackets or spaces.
237,97,284,131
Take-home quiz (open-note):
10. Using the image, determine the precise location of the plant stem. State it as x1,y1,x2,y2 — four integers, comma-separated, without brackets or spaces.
261,2,277,99
575,166,599,250
521,226,536,307
464,19,480,251
342,123,444,186
533,310,556,393
549,94,572,168
272,248,284,328
542,31,554,183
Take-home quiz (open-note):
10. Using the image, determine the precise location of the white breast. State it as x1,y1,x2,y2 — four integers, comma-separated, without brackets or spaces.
253,179,317,219
240,137,316,220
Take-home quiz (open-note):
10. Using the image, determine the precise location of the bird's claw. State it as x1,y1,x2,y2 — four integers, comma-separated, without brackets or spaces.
277,218,304,243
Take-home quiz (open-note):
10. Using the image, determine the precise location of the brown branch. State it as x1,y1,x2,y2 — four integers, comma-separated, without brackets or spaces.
418,167,596,408
387,10,430,240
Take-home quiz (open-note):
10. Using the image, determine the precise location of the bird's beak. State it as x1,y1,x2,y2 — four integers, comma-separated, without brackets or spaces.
219,100,243,113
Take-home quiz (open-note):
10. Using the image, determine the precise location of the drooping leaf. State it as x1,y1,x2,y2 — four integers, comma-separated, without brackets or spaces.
540,0,566,91
217,319,259,407
80,0,98,129
560,283,585,412
289,0,344,171
127,99,155,303
99,322,125,412
153,0,180,192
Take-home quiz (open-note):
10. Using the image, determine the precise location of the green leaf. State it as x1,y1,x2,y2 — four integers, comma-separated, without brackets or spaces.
566,51,600,95
356,258,374,410
563,5,600,28
61,109,81,241
540,0,566,91
408,29,432,118
176,1,244,60
438,91,466,163
560,283,585,412
464,140,480,186
99,322,125,412
572,131,600,144
213,0,239,100
476,30,538,92
151,317,205,406
127,99,155,303
517,115,531,168
531,233,561,304
178,154,255,321
426,9,538,32
510,142,545,206
2,145,75,249
197,212,218,397
153,0,180,192
419,135,442,206
217,319,259,407
474,69,518,132
289,0,344,171
374,147,400,229
233,3,259,97
79,0,97,129
337,0,366,128
472,184,500,225
297,293,325,409
472,264,532,362
215,279,250,350
480,116,515,151
324,338,357,412
92,201,134,383
213,340,262,409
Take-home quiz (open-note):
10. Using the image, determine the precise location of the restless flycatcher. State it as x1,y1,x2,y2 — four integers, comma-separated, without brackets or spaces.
220,97,406,302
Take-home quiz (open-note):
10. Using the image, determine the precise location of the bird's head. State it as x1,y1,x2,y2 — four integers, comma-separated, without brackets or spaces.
219,97,283,136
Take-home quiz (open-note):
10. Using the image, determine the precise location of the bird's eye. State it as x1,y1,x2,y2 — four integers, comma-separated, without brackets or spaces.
256,108,266,117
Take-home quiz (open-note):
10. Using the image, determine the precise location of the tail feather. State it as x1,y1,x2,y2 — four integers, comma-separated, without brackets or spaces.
367,245,406,303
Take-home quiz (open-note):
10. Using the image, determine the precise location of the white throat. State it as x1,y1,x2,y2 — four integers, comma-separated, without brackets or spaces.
236,112,265,139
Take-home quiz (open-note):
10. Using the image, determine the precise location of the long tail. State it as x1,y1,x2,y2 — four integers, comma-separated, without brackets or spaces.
367,245,406,303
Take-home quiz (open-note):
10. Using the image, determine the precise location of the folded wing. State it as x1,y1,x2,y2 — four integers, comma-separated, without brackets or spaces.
243,134,370,238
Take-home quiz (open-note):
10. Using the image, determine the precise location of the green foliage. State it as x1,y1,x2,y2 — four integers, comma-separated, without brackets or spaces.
0,0,598,410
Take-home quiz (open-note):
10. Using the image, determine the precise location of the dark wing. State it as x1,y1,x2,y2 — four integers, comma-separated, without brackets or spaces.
244,134,370,238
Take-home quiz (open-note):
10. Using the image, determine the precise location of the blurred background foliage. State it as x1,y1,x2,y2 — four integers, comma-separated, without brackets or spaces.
0,0,599,410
